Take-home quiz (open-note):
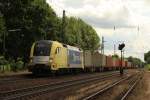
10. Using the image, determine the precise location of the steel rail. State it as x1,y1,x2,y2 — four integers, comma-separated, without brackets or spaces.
82,72,138,100
0,71,120,85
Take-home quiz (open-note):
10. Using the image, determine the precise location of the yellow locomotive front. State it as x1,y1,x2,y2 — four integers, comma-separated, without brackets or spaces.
28,40,53,74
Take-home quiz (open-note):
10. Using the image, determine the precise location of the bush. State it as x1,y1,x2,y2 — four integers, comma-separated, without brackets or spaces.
16,60,24,70
145,64,150,70
0,56,9,73
10,58,24,72
0,56,25,72
10,60,17,72
0,56,8,65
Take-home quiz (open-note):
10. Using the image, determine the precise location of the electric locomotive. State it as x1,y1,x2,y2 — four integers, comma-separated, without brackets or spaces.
28,40,83,74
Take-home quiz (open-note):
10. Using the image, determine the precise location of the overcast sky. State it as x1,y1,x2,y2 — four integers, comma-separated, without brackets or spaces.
47,0,150,61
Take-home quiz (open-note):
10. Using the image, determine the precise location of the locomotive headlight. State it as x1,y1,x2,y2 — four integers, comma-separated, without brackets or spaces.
50,59,53,63
49,58,53,63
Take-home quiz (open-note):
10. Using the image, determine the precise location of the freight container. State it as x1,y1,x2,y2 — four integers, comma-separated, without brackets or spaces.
127,62,132,68
112,58,116,67
122,61,126,68
112,58,117,70
84,51,104,71
116,59,120,67
92,51,101,67
112,58,120,68
119,60,125,68
84,50,92,68
84,51,106,71
92,51,105,71
115,59,120,69
105,56,113,70
101,55,106,67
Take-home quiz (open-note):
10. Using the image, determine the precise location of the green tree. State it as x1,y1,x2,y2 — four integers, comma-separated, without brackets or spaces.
0,13,6,55
65,17,100,50
0,0,58,64
144,51,150,64
112,54,119,59
0,0,100,70
127,56,143,67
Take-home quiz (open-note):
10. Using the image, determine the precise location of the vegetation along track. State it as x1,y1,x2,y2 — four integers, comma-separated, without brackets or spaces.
82,71,143,100
0,71,122,100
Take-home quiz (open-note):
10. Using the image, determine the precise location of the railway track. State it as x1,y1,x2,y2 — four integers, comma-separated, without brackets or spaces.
0,71,122,100
121,71,143,100
0,71,120,85
82,71,143,100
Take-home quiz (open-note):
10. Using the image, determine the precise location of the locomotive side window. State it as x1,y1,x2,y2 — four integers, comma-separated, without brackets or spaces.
55,47,61,54
33,42,51,56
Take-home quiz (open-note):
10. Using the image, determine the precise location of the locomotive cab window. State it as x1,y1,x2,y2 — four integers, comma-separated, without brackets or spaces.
33,42,51,56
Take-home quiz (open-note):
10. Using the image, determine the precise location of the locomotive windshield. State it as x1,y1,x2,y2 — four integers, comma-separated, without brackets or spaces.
33,42,51,56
